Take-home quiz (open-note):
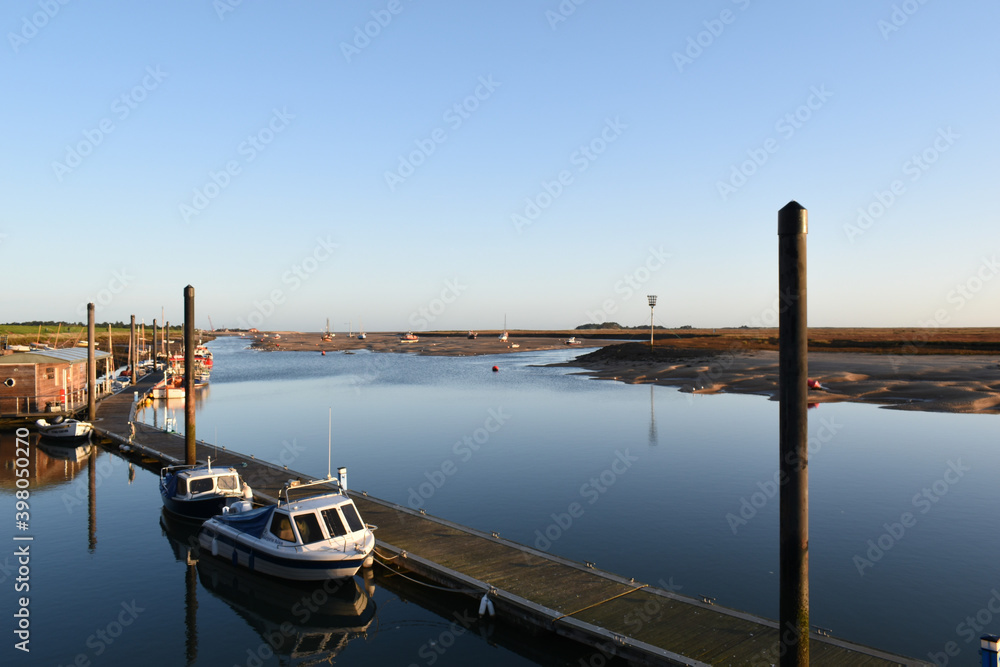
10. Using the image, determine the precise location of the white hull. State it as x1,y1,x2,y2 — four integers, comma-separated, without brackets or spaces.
200,527,373,581
36,419,92,439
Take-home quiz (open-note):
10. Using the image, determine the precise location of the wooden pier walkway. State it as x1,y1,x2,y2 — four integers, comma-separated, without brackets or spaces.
92,373,927,666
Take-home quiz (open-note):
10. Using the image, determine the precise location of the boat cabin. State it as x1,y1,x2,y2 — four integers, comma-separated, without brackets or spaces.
264,494,367,546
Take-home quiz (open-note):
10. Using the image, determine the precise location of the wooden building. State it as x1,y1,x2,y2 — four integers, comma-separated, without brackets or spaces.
0,348,111,417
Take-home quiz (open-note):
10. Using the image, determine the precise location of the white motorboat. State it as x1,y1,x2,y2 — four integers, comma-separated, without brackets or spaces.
36,416,93,440
198,473,376,581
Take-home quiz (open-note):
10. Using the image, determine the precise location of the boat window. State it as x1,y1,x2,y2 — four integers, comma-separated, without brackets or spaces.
217,475,238,491
177,478,188,495
189,478,214,494
342,503,365,533
293,513,324,545
269,514,296,542
322,509,348,537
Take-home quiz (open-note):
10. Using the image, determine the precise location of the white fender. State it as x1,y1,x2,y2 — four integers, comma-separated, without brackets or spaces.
478,594,495,617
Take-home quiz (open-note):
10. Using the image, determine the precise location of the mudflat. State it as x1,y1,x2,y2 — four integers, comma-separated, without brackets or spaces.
234,328,1000,414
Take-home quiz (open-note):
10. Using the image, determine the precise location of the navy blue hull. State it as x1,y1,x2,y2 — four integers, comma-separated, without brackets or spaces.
159,481,230,521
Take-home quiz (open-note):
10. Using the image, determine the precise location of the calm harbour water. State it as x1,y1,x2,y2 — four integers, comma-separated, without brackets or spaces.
4,336,999,665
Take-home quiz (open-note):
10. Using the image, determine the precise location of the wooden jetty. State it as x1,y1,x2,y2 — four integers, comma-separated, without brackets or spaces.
92,373,928,666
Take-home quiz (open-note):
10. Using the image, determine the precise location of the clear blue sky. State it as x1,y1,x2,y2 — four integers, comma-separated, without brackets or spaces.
2,1,997,332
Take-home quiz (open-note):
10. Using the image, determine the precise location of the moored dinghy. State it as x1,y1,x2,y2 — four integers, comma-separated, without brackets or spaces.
36,416,93,440
160,458,254,521
198,470,376,581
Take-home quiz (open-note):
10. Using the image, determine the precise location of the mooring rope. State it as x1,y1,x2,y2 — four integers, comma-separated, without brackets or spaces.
553,583,649,622
370,552,482,595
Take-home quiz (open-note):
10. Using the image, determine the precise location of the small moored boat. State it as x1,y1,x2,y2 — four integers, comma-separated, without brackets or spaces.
400,332,419,342
160,459,254,521
198,473,376,581
36,416,93,440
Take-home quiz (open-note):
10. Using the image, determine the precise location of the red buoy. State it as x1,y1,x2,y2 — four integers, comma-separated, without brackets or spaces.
321,351,326,356
492,365,499,372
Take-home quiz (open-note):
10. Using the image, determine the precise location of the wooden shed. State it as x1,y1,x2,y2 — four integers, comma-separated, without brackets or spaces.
0,348,111,417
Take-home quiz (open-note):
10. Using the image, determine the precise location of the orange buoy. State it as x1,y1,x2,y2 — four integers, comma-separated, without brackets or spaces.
492,365,498,372
321,350,326,356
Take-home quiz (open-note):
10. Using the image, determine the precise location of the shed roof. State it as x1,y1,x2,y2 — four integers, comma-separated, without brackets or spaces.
0,348,112,365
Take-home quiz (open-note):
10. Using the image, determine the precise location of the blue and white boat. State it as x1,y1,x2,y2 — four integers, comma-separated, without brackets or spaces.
198,472,376,581
160,460,254,521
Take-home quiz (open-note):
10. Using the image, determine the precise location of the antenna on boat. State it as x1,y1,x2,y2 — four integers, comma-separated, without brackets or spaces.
327,406,333,480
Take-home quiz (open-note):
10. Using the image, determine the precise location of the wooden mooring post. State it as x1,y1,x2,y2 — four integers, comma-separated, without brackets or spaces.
87,303,96,421
130,315,137,386
184,285,196,465
778,201,809,665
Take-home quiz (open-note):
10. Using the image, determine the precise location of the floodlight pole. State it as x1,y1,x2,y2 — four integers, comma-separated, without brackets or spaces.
647,295,657,348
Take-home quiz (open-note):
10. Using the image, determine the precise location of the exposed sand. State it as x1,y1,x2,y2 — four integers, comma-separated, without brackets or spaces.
236,331,605,356
230,332,1000,415
562,349,1000,414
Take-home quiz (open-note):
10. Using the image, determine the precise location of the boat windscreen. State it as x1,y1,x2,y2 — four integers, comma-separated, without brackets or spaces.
217,475,238,491
342,503,364,533
322,508,348,537
294,513,324,545
190,477,214,494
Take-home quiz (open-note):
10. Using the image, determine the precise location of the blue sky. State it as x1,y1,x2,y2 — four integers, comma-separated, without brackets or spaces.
2,1,997,332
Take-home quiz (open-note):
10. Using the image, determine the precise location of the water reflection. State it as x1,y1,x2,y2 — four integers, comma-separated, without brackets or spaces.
159,510,376,665
0,429,94,489
648,384,658,446
139,389,211,432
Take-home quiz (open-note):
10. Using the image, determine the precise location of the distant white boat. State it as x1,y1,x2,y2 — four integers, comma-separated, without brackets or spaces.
499,314,508,342
565,337,582,345
36,416,93,440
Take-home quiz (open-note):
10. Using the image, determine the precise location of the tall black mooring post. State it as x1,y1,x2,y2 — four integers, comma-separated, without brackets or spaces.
778,201,809,665
184,286,196,465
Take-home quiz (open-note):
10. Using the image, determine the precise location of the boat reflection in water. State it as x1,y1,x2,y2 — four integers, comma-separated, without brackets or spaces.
38,439,94,463
160,510,375,664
